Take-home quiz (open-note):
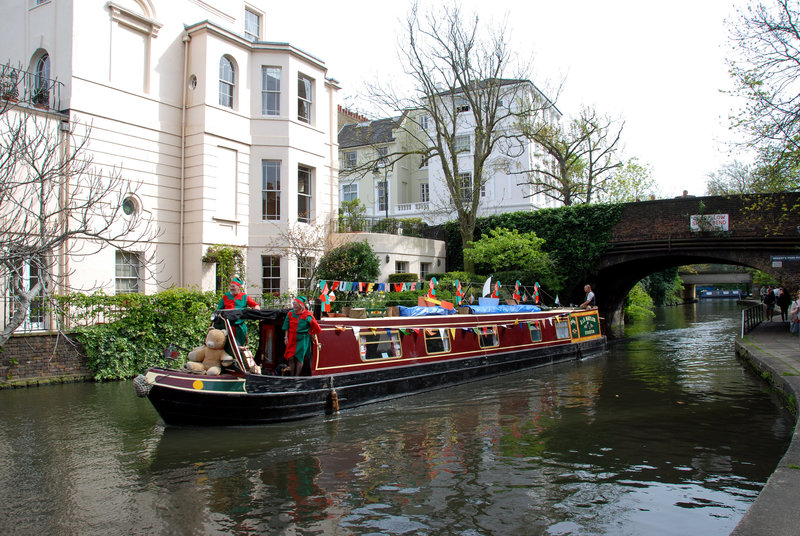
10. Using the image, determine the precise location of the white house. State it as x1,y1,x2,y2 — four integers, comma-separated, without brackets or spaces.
338,79,562,225
0,0,340,324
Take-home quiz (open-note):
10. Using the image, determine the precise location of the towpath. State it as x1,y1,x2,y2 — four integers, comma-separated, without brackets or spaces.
732,320,800,536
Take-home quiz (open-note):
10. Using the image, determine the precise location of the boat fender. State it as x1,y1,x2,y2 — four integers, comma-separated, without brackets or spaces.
329,378,339,413
133,374,152,397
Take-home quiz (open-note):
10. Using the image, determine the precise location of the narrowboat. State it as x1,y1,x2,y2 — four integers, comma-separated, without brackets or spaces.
134,305,606,426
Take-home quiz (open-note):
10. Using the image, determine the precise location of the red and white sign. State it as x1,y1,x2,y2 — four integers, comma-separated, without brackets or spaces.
690,213,729,232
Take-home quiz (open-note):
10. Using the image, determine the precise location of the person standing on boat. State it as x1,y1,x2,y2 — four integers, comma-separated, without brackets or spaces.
579,284,596,309
219,277,260,347
283,296,321,376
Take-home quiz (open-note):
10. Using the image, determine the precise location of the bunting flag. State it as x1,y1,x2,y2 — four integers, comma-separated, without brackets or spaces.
513,280,521,301
482,276,492,297
555,294,560,306
426,277,438,299
352,326,360,341
319,290,336,312
332,281,340,291
450,328,456,339
491,281,501,298
359,282,365,292
533,282,541,304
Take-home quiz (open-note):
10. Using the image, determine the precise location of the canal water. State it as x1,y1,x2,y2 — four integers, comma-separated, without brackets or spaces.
0,301,793,535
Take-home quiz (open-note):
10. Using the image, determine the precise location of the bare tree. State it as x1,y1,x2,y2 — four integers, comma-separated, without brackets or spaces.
365,2,555,272
0,106,158,347
519,105,624,205
263,222,331,295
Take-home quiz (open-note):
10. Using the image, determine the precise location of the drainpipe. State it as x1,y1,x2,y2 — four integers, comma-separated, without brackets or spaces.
179,33,191,287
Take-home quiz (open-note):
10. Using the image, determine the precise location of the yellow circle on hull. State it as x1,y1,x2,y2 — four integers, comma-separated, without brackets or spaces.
193,379,204,390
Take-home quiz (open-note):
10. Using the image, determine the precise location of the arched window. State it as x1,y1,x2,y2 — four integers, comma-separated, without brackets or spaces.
219,56,235,108
33,53,50,106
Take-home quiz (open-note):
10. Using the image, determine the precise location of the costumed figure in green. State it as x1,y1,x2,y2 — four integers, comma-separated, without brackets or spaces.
283,296,321,376
218,277,260,347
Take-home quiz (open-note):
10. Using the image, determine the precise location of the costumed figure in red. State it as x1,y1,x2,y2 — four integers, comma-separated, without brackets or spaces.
283,296,321,376
218,277,260,347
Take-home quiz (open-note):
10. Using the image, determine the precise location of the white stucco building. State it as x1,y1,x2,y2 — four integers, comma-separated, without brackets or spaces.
338,79,562,226
0,0,340,314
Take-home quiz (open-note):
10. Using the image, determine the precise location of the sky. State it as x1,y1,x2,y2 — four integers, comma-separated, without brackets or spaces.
265,0,749,198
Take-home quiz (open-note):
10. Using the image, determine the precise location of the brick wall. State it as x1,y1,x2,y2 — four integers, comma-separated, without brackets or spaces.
611,193,800,242
0,332,91,384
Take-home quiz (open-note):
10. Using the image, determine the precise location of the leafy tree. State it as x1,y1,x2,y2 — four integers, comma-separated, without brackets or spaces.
602,158,657,202
643,268,683,306
519,105,624,205
338,198,367,232
728,0,800,168
365,1,554,272
624,282,655,321
463,228,558,290
315,241,380,283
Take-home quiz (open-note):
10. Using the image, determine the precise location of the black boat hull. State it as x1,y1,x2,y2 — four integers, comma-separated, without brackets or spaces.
145,336,605,426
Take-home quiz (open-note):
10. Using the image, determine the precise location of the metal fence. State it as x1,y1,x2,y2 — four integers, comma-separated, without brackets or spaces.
740,303,765,338
1,63,64,112
1,295,126,334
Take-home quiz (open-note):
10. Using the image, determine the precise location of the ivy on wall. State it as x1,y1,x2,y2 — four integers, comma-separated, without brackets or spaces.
202,244,245,291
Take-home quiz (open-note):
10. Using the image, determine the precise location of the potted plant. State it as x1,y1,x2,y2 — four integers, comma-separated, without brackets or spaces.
0,73,18,102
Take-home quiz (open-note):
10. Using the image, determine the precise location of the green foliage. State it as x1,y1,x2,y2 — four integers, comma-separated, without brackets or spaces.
338,199,367,231
388,273,419,283
72,289,218,380
202,244,244,291
624,282,655,322
423,272,447,281
465,227,546,271
315,241,380,283
444,204,623,293
643,268,684,306
602,158,657,202
750,268,779,287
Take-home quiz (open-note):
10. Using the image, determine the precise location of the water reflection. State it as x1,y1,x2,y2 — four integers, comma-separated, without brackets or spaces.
0,301,792,535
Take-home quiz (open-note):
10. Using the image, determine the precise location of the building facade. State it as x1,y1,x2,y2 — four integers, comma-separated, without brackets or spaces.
338,80,562,225
0,0,340,317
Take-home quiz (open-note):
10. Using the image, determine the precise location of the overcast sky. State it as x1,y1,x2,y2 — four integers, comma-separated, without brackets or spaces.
266,0,749,198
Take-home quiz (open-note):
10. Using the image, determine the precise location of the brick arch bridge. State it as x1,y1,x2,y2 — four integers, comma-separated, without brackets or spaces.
578,193,800,327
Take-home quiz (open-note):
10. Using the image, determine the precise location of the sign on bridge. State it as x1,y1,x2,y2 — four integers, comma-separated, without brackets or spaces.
690,213,729,232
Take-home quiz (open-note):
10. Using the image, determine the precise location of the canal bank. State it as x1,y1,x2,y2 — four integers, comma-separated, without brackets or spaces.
733,321,800,536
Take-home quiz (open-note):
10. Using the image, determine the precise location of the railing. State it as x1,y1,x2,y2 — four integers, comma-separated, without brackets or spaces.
0,63,64,111
1,295,126,334
741,303,765,338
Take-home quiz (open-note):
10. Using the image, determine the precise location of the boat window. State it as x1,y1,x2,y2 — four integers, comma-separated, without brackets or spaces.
424,328,451,354
359,330,402,360
477,326,499,348
528,321,542,342
555,320,571,340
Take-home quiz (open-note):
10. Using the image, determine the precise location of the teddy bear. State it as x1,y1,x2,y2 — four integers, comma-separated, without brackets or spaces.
184,328,233,376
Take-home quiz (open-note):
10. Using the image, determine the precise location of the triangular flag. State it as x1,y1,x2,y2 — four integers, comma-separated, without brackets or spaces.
555,294,560,306
450,328,456,339
482,276,492,297
351,326,360,341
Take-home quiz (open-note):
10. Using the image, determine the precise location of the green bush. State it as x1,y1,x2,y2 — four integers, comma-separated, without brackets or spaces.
315,241,381,283
388,273,419,283
624,282,656,321
73,288,218,380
